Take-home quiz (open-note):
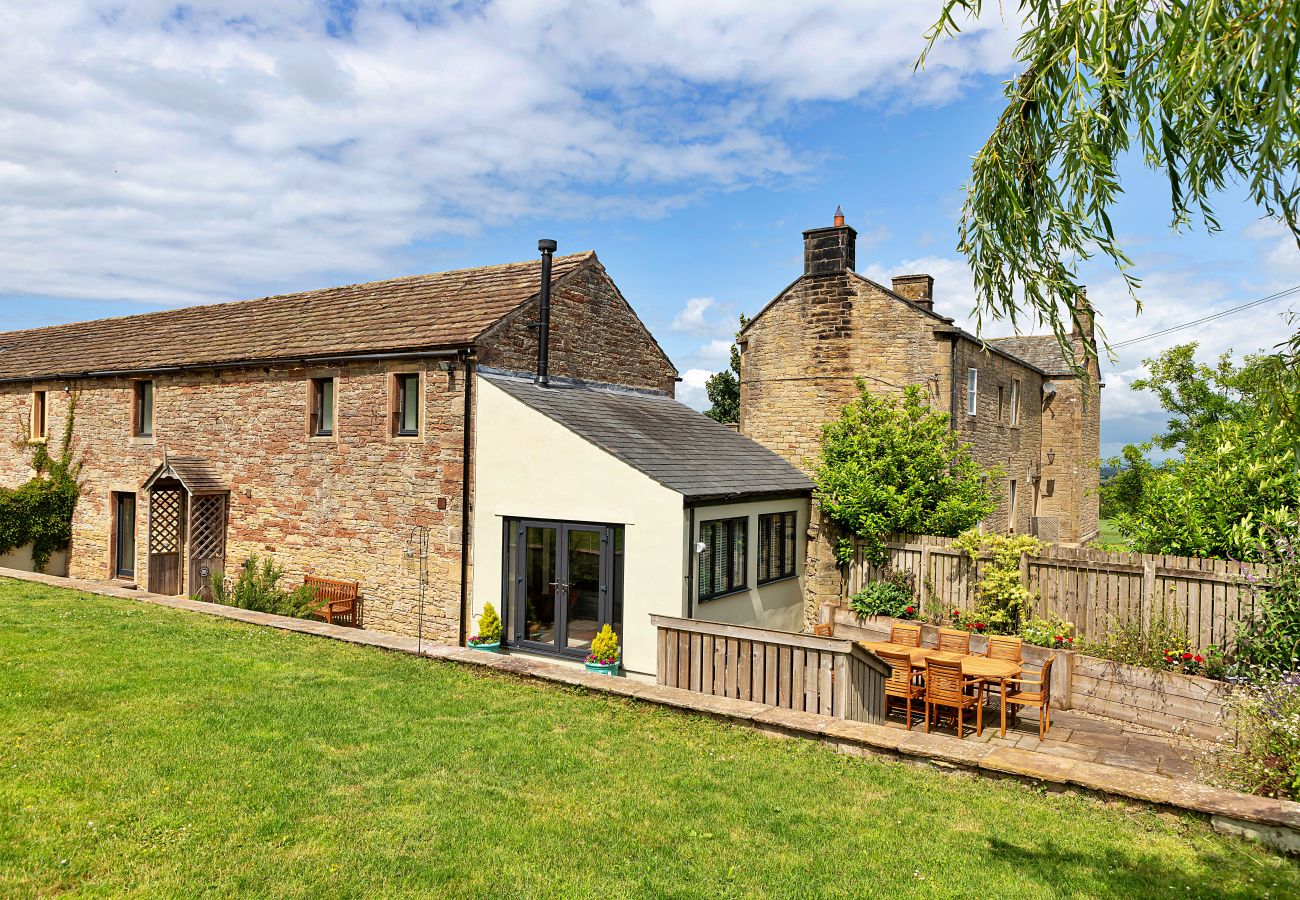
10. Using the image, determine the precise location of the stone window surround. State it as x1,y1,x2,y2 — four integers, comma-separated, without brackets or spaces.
29,388,47,443
306,373,340,442
129,379,155,444
386,365,426,442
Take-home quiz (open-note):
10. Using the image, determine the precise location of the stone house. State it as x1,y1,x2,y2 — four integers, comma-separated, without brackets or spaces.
0,246,811,676
737,214,1101,609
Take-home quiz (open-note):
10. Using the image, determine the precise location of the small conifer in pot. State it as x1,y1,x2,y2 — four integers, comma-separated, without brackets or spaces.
468,602,503,652
585,624,620,674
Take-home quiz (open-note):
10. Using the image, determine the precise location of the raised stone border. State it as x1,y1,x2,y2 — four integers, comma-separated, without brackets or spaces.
5,566,1297,855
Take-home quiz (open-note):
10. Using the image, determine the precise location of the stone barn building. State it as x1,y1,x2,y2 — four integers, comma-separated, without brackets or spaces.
0,247,814,677
736,214,1101,611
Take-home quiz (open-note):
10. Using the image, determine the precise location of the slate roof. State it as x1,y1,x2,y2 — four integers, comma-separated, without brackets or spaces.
141,455,229,495
985,335,1075,376
483,370,814,502
0,252,596,382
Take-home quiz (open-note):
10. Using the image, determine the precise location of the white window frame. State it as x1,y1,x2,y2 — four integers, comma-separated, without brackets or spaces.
1010,378,1022,426
967,368,978,416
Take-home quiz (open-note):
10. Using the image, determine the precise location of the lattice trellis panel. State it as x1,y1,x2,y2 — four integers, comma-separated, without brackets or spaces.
190,495,226,560
149,490,184,554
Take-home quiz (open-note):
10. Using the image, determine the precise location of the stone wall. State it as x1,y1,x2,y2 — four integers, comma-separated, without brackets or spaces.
1037,340,1101,544
738,272,946,473
0,361,468,641
477,262,678,394
948,338,1045,535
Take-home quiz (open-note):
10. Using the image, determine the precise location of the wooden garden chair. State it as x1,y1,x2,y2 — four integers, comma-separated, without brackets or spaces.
877,648,925,730
1004,654,1056,739
987,635,1023,663
889,623,921,647
937,627,970,654
924,657,982,738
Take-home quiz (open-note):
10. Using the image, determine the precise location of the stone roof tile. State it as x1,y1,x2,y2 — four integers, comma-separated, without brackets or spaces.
0,252,595,381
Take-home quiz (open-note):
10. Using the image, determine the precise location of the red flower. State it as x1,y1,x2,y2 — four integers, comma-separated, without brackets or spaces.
1182,652,1193,660
905,606,915,614
1066,637,1074,643
1194,655,1204,663
1054,635,1063,642
952,609,960,617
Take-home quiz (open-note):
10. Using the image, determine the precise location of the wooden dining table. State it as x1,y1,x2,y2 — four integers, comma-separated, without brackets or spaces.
858,640,1023,736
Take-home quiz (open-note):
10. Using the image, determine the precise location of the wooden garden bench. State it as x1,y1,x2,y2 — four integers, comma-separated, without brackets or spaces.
305,575,361,628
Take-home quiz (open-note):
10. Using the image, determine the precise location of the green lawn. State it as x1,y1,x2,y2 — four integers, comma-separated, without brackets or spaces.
2,582,1296,898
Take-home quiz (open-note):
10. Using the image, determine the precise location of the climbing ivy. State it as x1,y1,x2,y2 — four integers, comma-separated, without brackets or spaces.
0,394,81,571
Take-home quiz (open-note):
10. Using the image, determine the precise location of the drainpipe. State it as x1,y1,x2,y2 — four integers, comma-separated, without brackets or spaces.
685,505,696,619
458,349,475,646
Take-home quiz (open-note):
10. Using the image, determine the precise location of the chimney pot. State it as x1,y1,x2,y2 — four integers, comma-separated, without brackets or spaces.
892,274,934,311
833,205,845,227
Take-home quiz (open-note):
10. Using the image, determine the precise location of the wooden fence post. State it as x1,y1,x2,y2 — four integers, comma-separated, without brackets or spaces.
1141,558,1157,635
919,544,931,610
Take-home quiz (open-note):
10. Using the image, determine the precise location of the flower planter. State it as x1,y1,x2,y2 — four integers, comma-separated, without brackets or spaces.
584,660,620,675
468,641,501,653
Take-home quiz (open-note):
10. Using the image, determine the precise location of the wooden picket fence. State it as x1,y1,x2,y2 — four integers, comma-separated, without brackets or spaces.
848,533,1270,650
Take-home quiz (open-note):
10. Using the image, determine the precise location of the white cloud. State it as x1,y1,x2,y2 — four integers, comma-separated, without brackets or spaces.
670,297,717,333
0,1,1019,308
677,367,714,411
695,339,734,367
1243,218,1300,276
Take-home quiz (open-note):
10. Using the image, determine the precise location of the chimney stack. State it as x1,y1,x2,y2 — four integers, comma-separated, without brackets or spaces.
803,207,856,276
1071,287,1095,342
535,238,557,386
892,274,934,311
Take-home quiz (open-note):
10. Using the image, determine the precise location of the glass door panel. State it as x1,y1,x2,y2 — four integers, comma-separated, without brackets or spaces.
563,527,602,652
115,493,136,578
523,525,559,649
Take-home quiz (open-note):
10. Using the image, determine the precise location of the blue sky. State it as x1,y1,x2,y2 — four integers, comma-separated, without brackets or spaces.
2,1,1297,458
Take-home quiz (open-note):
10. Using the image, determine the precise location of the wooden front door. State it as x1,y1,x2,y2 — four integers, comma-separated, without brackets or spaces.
147,488,186,595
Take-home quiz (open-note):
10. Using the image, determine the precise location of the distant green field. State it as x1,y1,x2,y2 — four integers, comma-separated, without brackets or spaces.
1097,517,1126,547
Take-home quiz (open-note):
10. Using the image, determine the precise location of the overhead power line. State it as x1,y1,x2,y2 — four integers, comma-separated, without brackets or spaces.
1111,284,1300,348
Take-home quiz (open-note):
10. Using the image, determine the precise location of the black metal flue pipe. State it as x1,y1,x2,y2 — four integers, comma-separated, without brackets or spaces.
536,238,557,386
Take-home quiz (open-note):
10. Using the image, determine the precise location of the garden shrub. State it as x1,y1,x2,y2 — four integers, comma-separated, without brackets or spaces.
1233,526,1300,674
953,530,1042,635
1209,671,1300,799
813,383,998,567
0,397,81,572
848,569,917,619
1020,613,1076,650
587,624,620,666
207,555,318,618
470,602,503,646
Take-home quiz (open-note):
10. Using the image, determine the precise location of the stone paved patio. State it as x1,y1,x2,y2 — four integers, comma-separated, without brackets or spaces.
882,704,1208,782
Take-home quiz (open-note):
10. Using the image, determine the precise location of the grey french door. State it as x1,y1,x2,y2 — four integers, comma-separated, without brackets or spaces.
508,519,623,657
114,493,136,579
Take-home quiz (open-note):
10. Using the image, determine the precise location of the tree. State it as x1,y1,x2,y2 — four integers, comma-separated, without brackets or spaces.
813,382,1000,567
921,2,1300,384
704,314,748,424
1108,343,1300,559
